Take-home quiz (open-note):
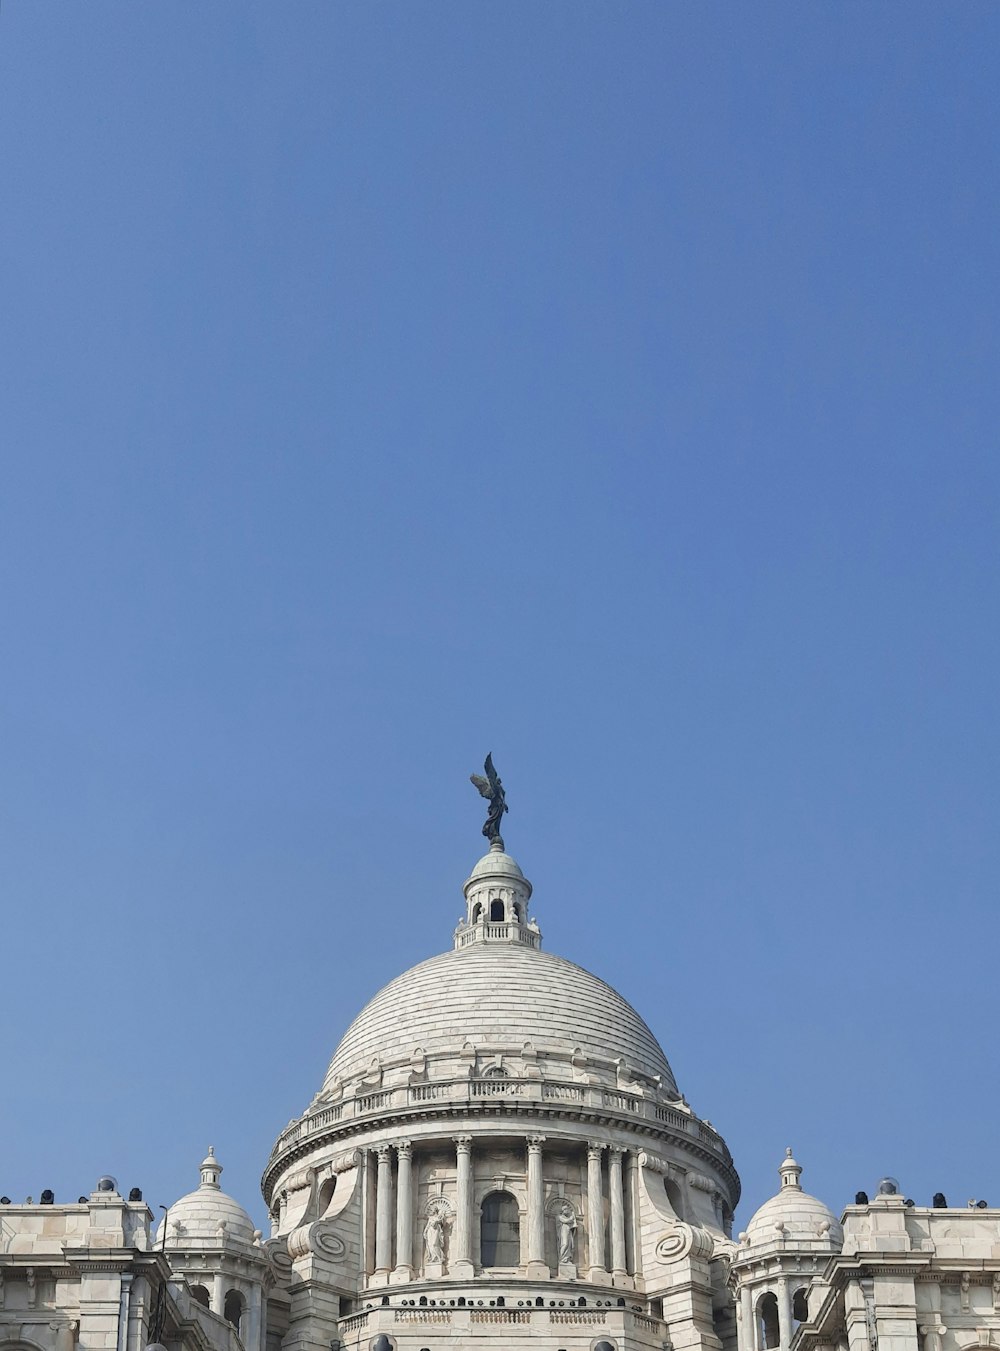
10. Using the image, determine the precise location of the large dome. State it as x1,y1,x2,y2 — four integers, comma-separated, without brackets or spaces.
321,940,678,1097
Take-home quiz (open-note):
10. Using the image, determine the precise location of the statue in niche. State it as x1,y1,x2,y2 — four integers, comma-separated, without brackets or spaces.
423,1204,448,1264
470,753,508,847
555,1201,577,1264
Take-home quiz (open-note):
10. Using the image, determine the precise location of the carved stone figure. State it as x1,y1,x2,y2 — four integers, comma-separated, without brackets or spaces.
555,1201,577,1264
470,753,508,846
424,1209,446,1264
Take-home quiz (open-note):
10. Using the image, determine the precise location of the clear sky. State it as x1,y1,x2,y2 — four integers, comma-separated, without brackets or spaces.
1,3,997,1231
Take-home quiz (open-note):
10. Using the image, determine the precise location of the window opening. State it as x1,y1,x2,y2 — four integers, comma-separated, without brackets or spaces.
480,1191,519,1267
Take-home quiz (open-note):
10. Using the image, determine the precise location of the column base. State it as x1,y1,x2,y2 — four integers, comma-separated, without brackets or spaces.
449,1259,475,1279
612,1271,635,1289
389,1266,412,1285
526,1260,550,1280
588,1267,613,1285
368,1270,390,1288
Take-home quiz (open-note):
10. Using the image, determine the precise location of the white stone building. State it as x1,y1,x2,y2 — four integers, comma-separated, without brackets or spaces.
3,836,997,1351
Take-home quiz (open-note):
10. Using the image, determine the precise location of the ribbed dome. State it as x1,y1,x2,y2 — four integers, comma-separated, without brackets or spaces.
744,1151,842,1249
745,1188,842,1246
468,848,526,882
158,1149,256,1248
321,941,678,1096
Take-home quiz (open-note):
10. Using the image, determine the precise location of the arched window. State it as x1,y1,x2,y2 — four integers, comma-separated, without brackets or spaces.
317,1177,337,1216
757,1292,780,1350
190,1285,210,1309
224,1290,245,1333
482,1064,508,1078
793,1288,809,1325
471,902,483,923
664,1178,685,1220
480,1190,520,1267
489,899,505,921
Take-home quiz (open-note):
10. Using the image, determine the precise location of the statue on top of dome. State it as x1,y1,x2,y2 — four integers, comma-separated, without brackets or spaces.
470,752,508,847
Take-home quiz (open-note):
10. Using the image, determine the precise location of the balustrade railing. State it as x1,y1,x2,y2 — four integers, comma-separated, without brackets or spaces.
357,1089,393,1114
471,1077,521,1097
454,921,541,950
470,1309,530,1324
337,1311,368,1334
542,1083,584,1102
630,1311,665,1333
268,1072,734,1170
602,1089,639,1113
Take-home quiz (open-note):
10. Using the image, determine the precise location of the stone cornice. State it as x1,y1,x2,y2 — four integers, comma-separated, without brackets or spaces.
261,1101,740,1208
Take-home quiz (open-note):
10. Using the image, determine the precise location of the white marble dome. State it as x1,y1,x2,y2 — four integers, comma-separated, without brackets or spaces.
158,1149,256,1248
744,1150,843,1249
467,847,527,883
320,939,679,1097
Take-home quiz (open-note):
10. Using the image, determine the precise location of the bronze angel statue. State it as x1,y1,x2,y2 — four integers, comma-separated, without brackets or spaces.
470,753,508,846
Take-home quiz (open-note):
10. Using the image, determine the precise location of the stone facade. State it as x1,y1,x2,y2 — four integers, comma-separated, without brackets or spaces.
0,1182,245,1351
3,838,996,1351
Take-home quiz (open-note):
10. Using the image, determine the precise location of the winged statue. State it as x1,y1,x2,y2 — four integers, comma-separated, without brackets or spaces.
470,752,508,846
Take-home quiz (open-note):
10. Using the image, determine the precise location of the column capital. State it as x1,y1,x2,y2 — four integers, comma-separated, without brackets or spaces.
608,1144,627,1160
527,1134,547,1152
396,1140,412,1158
453,1135,473,1152
587,1141,605,1158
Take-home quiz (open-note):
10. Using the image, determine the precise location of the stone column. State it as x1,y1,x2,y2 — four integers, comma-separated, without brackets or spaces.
393,1141,413,1281
587,1142,608,1281
374,1144,394,1277
624,1152,639,1278
609,1145,627,1280
213,1272,226,1318
845,1279,872,1351
777,1276,792,1349
117,1273,133,1351
740,1285,755,1351
452,1136,475,1278
526,1135,548,1277
245,1284,262,1351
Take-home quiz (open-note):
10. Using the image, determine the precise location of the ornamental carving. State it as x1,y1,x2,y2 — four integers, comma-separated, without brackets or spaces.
656,1225,694,1262
687,1171,717,1192
265,1238,293,1274
312,1223,347,1259
656,1222,714,1263
285,1221,347,1262
329,1149,360,1174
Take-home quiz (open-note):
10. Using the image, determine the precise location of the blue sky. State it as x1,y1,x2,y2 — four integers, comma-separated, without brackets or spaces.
1,3,997,1230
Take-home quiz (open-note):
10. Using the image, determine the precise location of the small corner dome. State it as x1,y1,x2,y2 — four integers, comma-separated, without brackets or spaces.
746,1150,842,1249
157,1150,255,1248
466,847,526,884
